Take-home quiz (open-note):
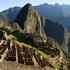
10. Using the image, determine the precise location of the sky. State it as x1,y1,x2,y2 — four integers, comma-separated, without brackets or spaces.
0,0,70,12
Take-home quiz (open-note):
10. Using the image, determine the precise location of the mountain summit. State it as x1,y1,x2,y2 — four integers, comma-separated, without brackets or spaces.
15,3,34,28
14,3,47,40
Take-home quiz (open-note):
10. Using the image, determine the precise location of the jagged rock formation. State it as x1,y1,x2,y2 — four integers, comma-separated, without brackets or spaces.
0,3,68,70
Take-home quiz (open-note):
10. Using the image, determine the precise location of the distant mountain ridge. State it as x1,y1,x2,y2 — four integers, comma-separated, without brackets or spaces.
0,7,21,23
0,3,70,32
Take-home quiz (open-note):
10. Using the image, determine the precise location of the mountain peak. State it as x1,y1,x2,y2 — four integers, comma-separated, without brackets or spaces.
14,3,34,28
24,3,32,8
14,3,47,39
22,3,33,12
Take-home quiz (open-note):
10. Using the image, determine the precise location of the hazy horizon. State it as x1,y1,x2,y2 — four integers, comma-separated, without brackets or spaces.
0,0,70,12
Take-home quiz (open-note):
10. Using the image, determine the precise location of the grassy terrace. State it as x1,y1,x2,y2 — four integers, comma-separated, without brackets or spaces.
5,34,65,70
15,40,63,70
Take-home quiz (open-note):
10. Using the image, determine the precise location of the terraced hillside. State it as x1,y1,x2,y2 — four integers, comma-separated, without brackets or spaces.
0,28,67,70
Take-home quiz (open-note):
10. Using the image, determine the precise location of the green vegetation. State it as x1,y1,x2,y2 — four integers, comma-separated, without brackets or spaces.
32,56,39,67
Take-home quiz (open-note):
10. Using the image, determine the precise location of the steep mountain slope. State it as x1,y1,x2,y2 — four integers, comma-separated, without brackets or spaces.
0,3,68,70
